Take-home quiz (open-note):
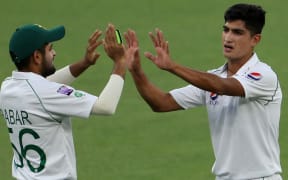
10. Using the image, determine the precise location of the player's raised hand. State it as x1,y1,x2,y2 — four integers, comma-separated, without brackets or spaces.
84,29,103,66
103,23,127,77
144,29,175,71
124,29,140,72
103,23,125,63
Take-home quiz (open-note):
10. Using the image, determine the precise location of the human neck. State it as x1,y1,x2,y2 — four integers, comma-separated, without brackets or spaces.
226,52,254,76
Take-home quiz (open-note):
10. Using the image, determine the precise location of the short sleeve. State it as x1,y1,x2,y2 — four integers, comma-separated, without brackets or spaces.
233,65,279,100
34,82,97,119
169,85,206,109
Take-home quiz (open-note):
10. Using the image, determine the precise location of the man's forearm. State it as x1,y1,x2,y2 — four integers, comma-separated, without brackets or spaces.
47,66,75,84
91,74,124,115
130,69,174,112
69,59,92,78
168,63,244,96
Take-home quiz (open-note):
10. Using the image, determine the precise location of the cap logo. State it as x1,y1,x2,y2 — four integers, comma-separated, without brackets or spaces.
34,24,47,29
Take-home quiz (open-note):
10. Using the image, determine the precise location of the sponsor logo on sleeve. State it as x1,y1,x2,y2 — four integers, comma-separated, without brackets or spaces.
57,85,74,95
74,91,85,97
247,72,262,81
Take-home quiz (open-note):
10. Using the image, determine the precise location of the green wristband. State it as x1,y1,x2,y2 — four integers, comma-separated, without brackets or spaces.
115,29,122,44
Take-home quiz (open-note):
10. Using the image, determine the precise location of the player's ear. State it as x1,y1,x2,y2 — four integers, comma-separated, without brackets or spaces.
251,34,261,48
32,50,43,65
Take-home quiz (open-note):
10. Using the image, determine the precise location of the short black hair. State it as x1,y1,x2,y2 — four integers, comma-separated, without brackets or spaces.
224,3,266,35
10,44,47,70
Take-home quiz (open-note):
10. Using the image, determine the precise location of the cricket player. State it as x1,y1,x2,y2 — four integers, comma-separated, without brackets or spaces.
124,3,282,180
0,23,129,180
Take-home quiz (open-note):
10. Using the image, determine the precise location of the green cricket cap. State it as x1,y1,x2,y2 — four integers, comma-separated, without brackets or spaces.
9,24,65,63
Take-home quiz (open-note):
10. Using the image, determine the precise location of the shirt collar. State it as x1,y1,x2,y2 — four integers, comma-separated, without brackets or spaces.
12,71,45,80
236,53,260,74
219,53,260,74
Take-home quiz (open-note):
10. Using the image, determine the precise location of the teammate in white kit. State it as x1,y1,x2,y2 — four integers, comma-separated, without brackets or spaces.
124,3,282,180
0,23,129,179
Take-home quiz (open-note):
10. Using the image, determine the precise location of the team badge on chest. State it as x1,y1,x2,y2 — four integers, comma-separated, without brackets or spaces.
209,92,219,105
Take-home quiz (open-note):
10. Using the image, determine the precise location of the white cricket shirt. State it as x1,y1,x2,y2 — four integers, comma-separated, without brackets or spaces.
0,71,97,180
170,53,282,179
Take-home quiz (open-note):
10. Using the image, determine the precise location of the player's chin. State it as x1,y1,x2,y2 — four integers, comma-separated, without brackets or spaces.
223,51,234,60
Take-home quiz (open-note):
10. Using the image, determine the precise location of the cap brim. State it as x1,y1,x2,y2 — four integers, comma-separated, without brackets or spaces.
46,25,65,43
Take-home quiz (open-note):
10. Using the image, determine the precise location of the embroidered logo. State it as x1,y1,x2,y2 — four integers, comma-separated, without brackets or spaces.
210,92,218,101
209,92,219,105
74,91,85,97
57,85,73,95
247,72,262,81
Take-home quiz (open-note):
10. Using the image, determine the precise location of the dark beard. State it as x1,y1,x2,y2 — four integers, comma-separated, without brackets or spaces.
41,57,56,77
42,66,56,77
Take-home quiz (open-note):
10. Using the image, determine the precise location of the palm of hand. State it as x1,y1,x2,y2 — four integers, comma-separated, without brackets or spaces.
85,50,99,65
152,47,172,70
107,46,125,62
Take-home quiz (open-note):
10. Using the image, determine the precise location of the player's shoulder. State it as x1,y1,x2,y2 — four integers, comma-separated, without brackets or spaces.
27,74,73,94
251,60,278,78
244,60,280,89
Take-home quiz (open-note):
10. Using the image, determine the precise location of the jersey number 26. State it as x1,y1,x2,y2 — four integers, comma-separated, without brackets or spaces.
9,128,47,173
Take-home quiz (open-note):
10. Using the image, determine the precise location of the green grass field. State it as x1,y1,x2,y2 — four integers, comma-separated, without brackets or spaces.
0,0,287,179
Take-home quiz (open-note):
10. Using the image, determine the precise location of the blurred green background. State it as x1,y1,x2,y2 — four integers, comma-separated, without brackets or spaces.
0,0,287,179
